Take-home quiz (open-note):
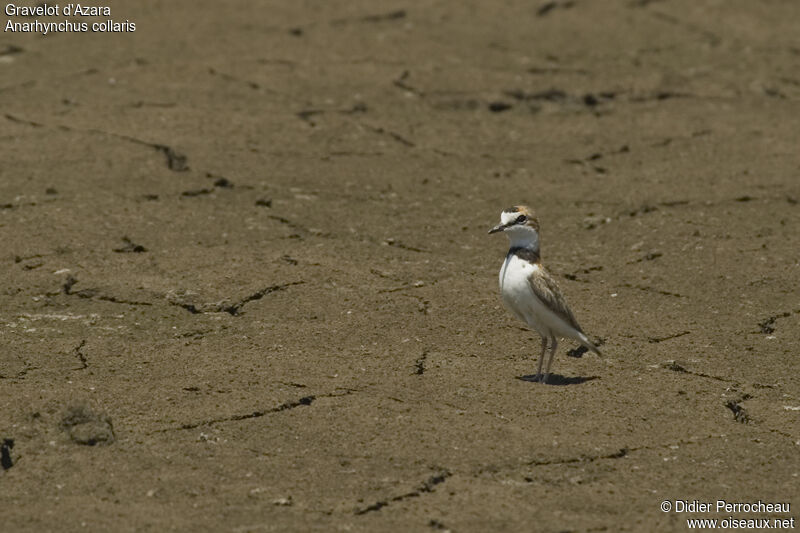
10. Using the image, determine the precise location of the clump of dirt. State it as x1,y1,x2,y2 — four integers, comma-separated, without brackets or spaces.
60,406,115,446
1,438,14,470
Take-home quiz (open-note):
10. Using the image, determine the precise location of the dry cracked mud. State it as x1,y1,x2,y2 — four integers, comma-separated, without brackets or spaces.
1,1,799,531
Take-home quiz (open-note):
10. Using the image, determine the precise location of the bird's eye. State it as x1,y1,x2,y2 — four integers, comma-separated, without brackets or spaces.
516,215,527,224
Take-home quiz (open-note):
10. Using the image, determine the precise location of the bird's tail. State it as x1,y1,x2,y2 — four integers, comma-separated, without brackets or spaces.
579,332,602,356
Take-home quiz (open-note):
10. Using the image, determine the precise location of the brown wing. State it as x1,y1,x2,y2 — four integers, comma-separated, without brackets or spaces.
527,265,584,332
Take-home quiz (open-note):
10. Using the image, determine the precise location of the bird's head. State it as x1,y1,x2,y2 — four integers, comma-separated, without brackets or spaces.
489,206,540,249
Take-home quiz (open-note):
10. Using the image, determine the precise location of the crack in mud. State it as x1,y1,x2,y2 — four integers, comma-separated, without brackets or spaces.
648,331,690,343
296,103,367,127
87,129,188,171
332,9,406,26
208,67,261,90
170,281,305,316
276,381,307,389
480,434,730,477
659,365,794,436
536,1,576,17
630,91,693,104
628,0,667,7
181,188,213,197
378,282,427,293
506,88,567,102
3,113,188,171
267,215,309,235
758,311,797,334
625,204,659,217
225,282,305,315
527,448,628,467
4,113,43,127
585,192,779,236
414,350,428,375
528,65,589,75
621,283,685,298
177,395,316,431
564,145,629,169
503,88,618,114
488,101,513,113
659,374,797,441
113,236,147,253
325,150,386,158
355,470,452,515
648,129,711,148
94,295,153,306
393,70,423,96
764,427,797,442
2,355,36,380
63,276,154,307
508,435,756,481
496,86,718,118
131,101,176,109
0,44,23,56
579,198,692,230
72,340,88,370
629,251,663,264
502,87,611,114
0,198,53,211
659,199,690,207
660,360,730,383
364,125,415,148
563,265,603,281
725,394,752,424
156,388,356,432
207,174,235,189
383,238,426,253
150,143,188,171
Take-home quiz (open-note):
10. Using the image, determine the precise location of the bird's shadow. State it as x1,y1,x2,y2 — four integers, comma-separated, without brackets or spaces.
517,374,599,386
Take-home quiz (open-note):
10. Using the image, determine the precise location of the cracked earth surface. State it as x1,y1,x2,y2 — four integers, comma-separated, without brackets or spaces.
1,1,799,531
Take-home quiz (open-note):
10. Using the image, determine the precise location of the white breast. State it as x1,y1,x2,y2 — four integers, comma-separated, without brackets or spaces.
499,255,573,339
499,255,539,329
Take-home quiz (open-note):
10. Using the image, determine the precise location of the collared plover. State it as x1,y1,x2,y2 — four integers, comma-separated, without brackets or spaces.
489,206,601,383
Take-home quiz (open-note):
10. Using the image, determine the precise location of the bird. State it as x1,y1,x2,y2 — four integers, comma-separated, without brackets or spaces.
489,206,601,383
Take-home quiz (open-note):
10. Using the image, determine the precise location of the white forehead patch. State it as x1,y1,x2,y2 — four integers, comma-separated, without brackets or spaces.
501,211,520,225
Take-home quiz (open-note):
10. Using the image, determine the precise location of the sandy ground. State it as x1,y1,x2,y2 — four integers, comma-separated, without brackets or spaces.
2,1,800,531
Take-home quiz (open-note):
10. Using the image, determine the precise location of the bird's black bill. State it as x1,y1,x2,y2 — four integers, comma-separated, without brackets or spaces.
488,223,506,234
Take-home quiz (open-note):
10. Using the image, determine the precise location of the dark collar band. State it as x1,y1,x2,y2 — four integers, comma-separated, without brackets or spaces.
508,246,540,264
